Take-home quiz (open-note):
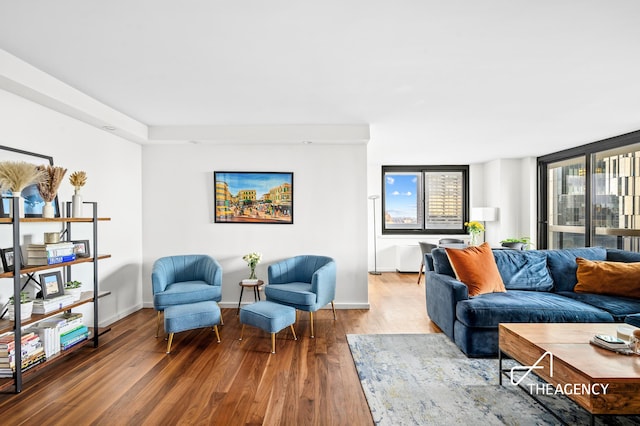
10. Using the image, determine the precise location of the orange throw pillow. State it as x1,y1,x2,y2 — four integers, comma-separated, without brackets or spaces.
445,242,506,296
574,257,640,298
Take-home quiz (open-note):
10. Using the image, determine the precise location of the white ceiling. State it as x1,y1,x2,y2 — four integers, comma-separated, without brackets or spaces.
1,1,639,162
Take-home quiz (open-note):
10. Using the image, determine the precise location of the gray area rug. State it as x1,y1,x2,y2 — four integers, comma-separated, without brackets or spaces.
347,333,640,426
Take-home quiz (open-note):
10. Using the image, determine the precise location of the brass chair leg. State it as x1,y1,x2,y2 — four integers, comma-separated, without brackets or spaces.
290,324,297,340
310,311,314,338
213,325,221,343
156,311,162,338
331,301,337,320
239,324,245,341
166,332,174,354
417,263,424,285
271,333,276,354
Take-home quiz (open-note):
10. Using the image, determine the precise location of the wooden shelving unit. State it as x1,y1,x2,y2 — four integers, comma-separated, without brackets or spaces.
0,199,110,393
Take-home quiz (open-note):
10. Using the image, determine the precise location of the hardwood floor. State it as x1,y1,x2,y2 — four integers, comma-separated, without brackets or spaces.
0,272,440,425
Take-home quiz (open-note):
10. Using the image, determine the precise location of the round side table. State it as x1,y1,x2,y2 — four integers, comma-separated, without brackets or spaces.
237,279,264,314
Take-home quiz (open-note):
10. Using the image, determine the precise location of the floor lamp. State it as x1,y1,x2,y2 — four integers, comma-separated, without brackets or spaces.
368,195,381,275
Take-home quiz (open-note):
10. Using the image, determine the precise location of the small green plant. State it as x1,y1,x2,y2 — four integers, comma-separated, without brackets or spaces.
500,237,534,250
65,280,82,289
9,291,31,304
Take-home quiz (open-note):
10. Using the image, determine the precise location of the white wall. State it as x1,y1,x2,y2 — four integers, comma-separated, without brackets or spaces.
366,129,538,271
141,143,369,309
0,88,143,326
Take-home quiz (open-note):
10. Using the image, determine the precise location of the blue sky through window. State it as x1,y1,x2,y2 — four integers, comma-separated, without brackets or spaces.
384,173,418,223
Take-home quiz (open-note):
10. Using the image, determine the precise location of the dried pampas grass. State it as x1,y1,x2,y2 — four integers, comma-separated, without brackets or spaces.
37,165,68,202
69,170,87,192
0,161,46,193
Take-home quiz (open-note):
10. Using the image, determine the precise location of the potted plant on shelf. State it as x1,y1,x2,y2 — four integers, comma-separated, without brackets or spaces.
64,280,83,301
8,291,34,321
500,237,534,250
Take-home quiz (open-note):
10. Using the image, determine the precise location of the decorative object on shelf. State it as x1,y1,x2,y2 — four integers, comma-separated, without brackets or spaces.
242,252,262,282
36,165,67,219
500,237,533,250
39,271,64,300
71,240,90,258
464,221,484,246
44,232,60,244
64,280,83,301
8,291,33,320
0,161,46,218
213,171,293,224
69,170,87,218
0,246,23,272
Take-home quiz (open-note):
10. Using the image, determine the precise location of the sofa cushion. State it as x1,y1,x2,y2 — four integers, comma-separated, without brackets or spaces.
455,290,614,328
445,243,506,296
574,257,640,299
153,281,221,310
625,313,640,328
545,247,607,292
557,291,640,321
493,250,554,291
607,248,640,263
431,248,456,277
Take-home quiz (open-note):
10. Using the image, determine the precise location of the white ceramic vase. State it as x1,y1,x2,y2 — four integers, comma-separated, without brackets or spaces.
72,190,83,218
43,201,55,218
8,191,25,218
8,301,33,321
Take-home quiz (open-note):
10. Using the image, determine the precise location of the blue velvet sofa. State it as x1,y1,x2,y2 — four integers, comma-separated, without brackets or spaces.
425,247,640,357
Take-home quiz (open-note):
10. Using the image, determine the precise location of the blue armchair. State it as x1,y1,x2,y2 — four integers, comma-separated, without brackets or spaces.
151,255,223,336
264,255,336,338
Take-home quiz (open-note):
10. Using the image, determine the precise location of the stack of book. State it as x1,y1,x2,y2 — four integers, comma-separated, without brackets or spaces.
0,331,46,378
32,294,77,314
33,312,87,357
25,242,76,266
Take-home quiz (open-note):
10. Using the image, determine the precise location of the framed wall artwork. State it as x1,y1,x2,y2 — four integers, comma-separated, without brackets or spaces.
214,171,293,224
0,145,60,218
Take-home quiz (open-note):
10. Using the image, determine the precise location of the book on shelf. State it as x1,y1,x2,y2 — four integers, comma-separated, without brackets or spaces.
26,254,76,266
61,331,90,350
25,242,76,265
60,325,89,345
32,294,77,314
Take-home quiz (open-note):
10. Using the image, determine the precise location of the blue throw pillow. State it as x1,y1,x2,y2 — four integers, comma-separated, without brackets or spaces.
545,247,607,292
493,250,554,291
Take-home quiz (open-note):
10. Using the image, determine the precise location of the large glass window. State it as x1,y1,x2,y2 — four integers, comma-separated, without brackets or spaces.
539,130,640,251
382,166,468,235
546,157,587,248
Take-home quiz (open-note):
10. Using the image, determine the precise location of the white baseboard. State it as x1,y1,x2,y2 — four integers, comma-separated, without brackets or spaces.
99,303,143,327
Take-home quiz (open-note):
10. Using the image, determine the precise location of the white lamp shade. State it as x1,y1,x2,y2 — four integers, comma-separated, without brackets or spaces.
470,207,498,222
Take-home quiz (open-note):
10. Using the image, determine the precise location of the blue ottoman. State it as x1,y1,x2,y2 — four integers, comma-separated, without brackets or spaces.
164,301,221,354
239,301,297,353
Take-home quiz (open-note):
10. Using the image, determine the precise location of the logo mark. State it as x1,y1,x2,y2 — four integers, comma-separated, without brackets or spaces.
509,351,553,386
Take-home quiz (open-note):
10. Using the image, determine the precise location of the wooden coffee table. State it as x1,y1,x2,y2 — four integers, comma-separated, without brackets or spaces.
499,323,640,422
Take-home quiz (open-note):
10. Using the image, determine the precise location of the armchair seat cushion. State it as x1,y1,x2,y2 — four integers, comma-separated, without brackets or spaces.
455,290,614,328
154,281,221,310
264,283,316,307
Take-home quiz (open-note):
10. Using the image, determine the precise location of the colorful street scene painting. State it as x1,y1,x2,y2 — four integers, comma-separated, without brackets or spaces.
214,172,293,224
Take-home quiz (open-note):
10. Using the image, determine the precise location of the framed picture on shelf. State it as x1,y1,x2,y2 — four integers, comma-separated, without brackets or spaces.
39,271,64,299
71,240,90,258
213,171,294,224
0,145,60,218
0,247,23,272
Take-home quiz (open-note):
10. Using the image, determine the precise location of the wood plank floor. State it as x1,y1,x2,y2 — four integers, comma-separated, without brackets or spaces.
0,272,440,425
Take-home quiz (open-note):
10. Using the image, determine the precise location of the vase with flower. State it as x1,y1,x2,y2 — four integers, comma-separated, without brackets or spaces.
242,252,262,283
465,221,485,246
69,170,87,218
0,161,46,218
37,165,67,218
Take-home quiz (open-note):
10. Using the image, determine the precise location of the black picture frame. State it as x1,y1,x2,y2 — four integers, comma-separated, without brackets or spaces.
39,271,64,299
0,145,60,218
213,171,294,224
71,240,91,258
0,247,22,272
